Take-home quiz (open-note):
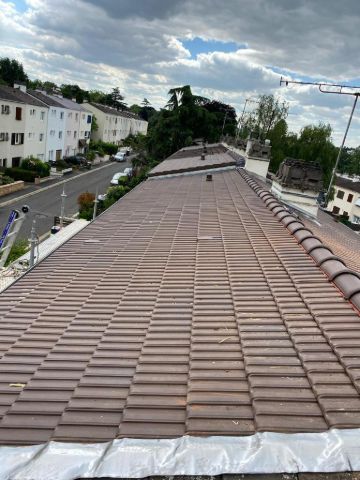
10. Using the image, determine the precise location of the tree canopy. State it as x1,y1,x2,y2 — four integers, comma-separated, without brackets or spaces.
0,57,28,86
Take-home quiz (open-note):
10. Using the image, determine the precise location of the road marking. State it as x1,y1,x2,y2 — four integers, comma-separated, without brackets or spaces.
0,161,117,208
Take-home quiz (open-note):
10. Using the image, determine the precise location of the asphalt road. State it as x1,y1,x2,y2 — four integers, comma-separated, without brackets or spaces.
0,158,133,241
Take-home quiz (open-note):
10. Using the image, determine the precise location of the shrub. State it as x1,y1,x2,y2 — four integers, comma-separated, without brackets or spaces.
78,191,95,221
86,150,96,161
90,140,118,155
118,176,129,186
0,175,15,185
20,156,50,177
4,168,38,182
4,239,28,266
53,159,69,170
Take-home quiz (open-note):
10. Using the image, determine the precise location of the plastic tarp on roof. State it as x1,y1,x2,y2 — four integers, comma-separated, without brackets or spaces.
2,430,360,480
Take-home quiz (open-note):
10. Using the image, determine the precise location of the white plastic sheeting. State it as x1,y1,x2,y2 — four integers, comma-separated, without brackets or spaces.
2,430,360,480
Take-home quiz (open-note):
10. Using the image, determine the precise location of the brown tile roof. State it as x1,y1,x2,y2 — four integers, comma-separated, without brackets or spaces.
0,169,359,445
302,209,360,274
148,149,236,176
27,90,66,108
336,175,360,194
0,85,48,107
88,102,143,120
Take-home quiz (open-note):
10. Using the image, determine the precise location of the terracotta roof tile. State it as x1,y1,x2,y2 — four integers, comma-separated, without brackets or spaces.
0,169,359,446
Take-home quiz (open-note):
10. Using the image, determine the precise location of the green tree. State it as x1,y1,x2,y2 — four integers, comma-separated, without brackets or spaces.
60,84,88,103
91,115,99,133
0,57,28,86
243,94,288,141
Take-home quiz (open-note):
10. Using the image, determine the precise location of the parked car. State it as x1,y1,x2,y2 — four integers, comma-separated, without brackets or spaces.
124,167,133,176
110,172,127,185
113,152,126,162
63,154,86,165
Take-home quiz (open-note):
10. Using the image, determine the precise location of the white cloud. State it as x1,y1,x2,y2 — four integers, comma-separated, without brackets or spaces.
0,0,360,146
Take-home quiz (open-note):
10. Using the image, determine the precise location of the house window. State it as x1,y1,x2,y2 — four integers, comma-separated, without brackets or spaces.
11,133,24,145
0,132,9,141
87,115,91,123
39,133,44,142
353,215,360,224
332,206,340,214
12,157,21,167
84,131,89,138
51,109,56,116
59,131,63,139
73,131,77,139
75,113,78,121
30,108,36,116
60,112,64,119
49,150,54,161
40,111,45,120
337,189,345,199
0,158,7,167
347,193,354,203
68,112,72,118
15,107,22,121
1,105,10,114
50,130,55,136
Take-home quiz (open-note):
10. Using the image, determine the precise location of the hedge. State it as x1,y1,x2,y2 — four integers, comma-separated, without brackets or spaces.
4,168,39,182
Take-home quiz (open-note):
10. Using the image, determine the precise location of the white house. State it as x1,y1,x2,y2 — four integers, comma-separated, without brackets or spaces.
28,90,66,162
0,84,48,168
46,95,92,156
327,175,360,224
84,102,147,145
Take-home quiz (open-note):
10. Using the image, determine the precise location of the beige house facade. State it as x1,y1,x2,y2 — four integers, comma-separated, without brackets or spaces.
84,102,148,145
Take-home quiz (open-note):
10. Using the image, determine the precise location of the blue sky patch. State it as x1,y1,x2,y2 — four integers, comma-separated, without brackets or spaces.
182,37,245,58
8,0,28,12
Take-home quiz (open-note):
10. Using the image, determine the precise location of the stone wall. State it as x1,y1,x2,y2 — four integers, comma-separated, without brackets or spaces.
0,181,24,197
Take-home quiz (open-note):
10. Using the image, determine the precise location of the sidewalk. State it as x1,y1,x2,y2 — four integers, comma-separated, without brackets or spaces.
0,158,112,207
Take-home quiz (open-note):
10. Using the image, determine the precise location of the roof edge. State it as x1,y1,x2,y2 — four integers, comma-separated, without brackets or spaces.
2,429,360,478
239,168,360,313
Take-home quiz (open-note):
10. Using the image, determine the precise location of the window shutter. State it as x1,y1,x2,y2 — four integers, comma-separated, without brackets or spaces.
20,133,24,144
11,133,15,145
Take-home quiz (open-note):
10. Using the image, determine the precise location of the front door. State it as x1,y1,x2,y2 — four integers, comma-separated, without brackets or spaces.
56,150,62,161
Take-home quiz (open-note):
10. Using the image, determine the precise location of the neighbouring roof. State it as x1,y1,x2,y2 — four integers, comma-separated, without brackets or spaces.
47,94,90,112
87,102,144,120
148,144,236,176
336,175,360,194
27,90,66,108
0,85,48,107
302,208,360,274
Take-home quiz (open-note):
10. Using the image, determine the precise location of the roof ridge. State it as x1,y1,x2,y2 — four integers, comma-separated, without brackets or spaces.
238,168,360,313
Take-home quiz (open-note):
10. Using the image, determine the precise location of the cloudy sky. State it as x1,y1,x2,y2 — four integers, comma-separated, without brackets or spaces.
1,0,360,145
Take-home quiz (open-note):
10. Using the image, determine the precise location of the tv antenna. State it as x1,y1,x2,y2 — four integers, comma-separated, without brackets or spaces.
280,77,360,205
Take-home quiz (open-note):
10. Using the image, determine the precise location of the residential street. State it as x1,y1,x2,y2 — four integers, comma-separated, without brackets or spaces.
0,158,133,241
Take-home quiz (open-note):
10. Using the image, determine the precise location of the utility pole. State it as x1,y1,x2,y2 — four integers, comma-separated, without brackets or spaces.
60,185,67,229
280,77,360,205
235,97,259,142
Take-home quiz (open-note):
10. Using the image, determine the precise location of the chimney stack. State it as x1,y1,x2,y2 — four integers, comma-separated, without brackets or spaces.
271,158,323,217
